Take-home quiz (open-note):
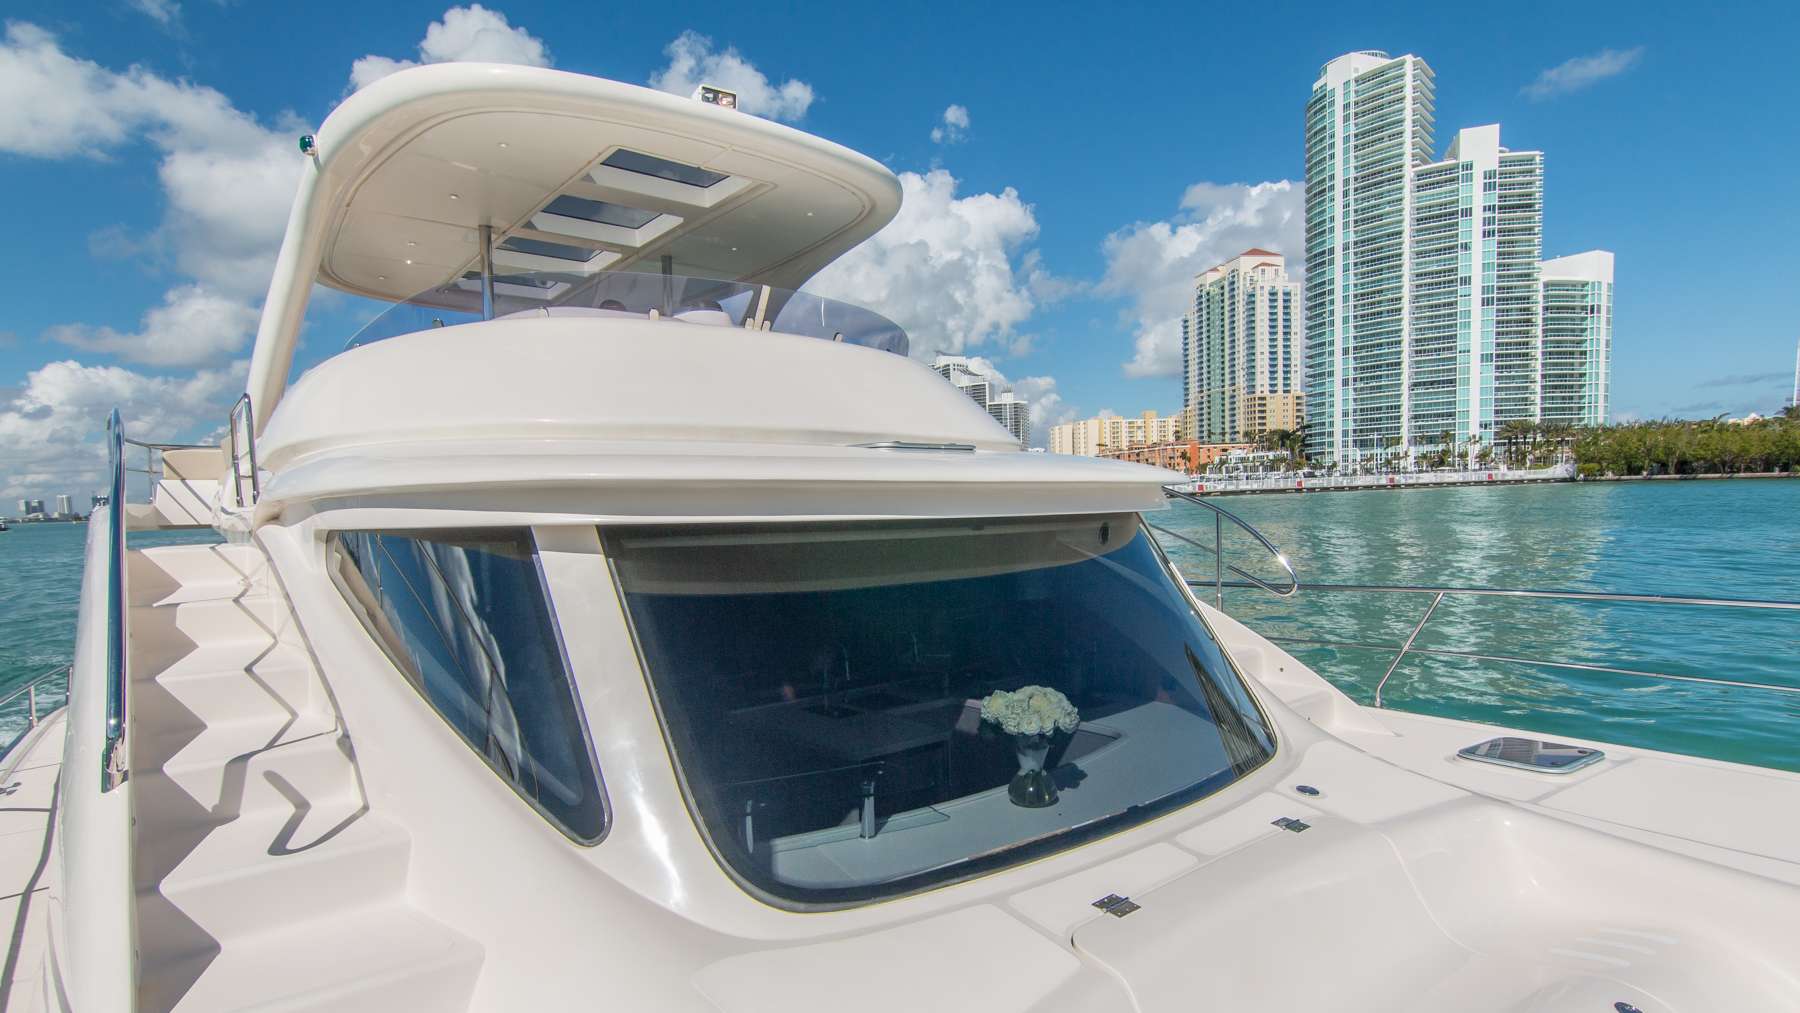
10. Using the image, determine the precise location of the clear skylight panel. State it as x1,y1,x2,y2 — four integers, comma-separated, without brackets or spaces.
498,236,606,263
543,195,662,229
600,149,728,188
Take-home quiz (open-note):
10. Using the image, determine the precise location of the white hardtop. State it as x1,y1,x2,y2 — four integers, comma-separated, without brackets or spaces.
256,319,1182,520
246,63,901,427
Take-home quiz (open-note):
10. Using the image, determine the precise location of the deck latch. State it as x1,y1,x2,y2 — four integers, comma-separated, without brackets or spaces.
1271,817,1311,833
1091,894,1141,918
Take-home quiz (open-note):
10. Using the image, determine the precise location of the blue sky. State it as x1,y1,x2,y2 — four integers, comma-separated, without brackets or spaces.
2,0,1798,500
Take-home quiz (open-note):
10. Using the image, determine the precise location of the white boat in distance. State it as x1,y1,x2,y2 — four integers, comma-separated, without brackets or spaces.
3,63,1798,1012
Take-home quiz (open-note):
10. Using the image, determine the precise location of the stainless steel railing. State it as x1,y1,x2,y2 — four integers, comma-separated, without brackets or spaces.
0,666,69,780
228,393,260,508
1149,487,1298,607
0,666,69,735
102,410,128,791
1153,488,1800,708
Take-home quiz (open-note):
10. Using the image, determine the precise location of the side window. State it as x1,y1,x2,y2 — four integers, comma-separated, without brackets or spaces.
330,529,606,842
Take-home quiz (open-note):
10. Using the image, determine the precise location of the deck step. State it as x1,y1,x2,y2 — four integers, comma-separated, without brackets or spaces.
133,641,312,687
139,813,412,967
139,904,484,1013
140,733,360,822
129,543,268,605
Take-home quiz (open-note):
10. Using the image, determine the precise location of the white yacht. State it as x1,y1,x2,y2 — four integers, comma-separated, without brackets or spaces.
3,63,1798,1012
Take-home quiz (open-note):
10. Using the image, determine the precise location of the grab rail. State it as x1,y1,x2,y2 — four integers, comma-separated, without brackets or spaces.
228,393,260,508
1149,486,1298,607
1189,578,1800,706
102,410,128,791
0,666,70,782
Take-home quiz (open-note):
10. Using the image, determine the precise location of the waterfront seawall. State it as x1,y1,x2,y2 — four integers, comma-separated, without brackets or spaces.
1181,465,1574,496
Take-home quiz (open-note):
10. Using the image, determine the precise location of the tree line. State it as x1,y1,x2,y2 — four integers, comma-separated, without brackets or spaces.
1211,407,1800,476
1569,408,1800,477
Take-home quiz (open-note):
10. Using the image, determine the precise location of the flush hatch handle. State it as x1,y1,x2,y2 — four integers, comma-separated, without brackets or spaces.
1091,894,1141,918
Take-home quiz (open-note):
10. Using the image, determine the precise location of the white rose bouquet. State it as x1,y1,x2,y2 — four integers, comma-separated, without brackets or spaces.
979,685,1080,739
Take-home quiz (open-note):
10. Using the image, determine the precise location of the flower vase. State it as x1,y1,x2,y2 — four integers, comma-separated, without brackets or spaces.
1008,733,1058,808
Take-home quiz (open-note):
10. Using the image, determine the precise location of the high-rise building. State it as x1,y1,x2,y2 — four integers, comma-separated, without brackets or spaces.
985,391,1031,448
930,355,1031,448
1182,250,1303,444
1539,251,1614,427
1304,50,1613,465
1047,410,1181,456
55,494,73,517
1304,51,1436,464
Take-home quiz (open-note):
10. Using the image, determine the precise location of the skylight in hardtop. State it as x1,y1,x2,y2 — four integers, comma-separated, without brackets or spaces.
600,149,729,188
543,195,664,229
497,236,609,263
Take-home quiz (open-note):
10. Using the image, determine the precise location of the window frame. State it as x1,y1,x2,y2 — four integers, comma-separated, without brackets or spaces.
602,513,1279,911
326,527,611,845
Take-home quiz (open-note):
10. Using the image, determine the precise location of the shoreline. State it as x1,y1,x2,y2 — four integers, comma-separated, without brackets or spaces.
1182,468,1798,497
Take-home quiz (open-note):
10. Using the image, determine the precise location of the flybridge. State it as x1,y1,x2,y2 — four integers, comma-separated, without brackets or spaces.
245,63,902,427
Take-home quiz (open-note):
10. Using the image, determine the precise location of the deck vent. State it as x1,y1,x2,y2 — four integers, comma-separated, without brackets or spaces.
1271,817,1311,833
1091,894,1141,918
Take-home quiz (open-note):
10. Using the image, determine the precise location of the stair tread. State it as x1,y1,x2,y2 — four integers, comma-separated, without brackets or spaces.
142,904,483,1013
147,811,407,900
133,642,311,686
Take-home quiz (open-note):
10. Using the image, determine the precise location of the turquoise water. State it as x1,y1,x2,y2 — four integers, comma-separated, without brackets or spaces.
0,523,219,738
2,482,1796,768
1155,479,1800,771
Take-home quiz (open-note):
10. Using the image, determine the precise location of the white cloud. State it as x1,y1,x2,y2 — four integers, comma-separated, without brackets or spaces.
0,21,301,304
1011,374,1070,448
931,104,969,144
348,4,551,92
1522,46,1644,101
48,285,259,367
648,31,813,122
0,359,242,500
807,168,1042,361
1100,179,1303,378
127,0,181,26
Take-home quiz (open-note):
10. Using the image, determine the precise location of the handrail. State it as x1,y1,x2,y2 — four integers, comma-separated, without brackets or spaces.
102,410,128,791
1190,579,1800,705
0,666,72,763
227,393,260,508
1150,486,1299,606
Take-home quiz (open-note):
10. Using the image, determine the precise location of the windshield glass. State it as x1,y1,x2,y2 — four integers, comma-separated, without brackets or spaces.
344,269,908,356
608,514,1275,907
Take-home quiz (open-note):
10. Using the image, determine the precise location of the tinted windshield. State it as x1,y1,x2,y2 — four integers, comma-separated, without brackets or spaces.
345,269,908,356
609,514,1275,907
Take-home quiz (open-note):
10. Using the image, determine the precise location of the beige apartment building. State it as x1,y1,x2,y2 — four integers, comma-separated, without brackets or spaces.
1048,410,1182,456
1183,250,1303,444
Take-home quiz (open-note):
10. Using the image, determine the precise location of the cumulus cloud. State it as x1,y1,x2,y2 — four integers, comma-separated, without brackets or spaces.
1011,374,1071,447
348,4,551,92
649,31,813,122
0,359,242,500
1,20,300,373
1522,47,1644,101
807,168,1044,360
49,286,259,367
1100,179,1303,378
931,104,969,144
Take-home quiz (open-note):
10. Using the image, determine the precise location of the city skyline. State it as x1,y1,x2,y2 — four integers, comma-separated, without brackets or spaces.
1303,52,1613,466
0,3,1795,499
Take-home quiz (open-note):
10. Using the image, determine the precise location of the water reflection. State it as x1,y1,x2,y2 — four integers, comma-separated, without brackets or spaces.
1152,481,1800,771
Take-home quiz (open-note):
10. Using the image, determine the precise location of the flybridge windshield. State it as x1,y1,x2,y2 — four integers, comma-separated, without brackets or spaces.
343,269,908,356
609,514,1277,908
